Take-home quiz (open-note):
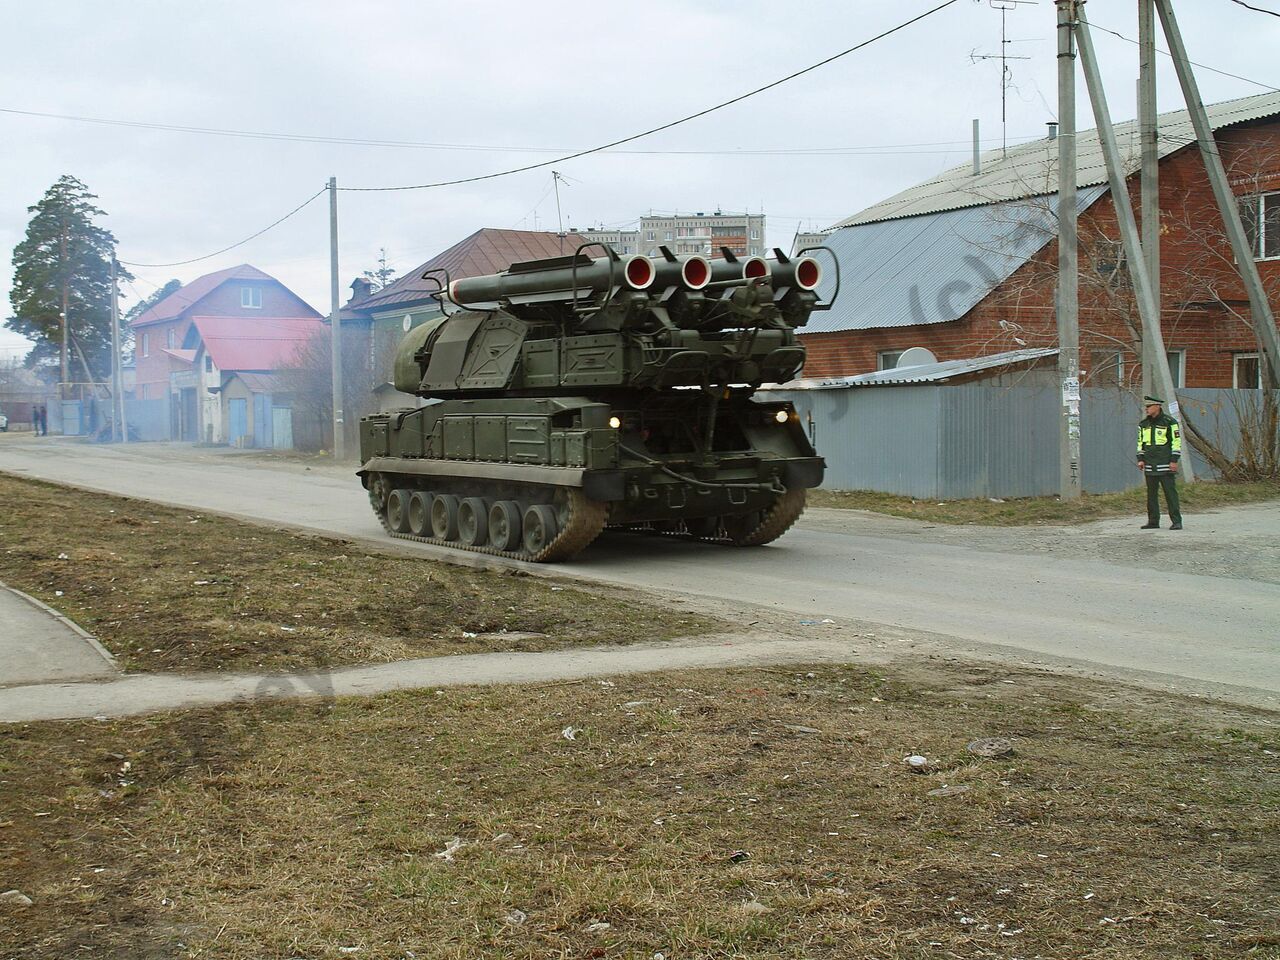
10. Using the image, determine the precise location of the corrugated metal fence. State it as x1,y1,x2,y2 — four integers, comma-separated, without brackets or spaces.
760,383,1268,498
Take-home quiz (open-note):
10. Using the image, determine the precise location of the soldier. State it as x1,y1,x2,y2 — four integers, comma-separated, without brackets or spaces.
1136,395,1182,530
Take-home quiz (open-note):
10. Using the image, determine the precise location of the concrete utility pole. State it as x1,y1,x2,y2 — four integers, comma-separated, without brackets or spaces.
109,257,127,443
1155,0,1280,390
1076,6,1194,481
1138,0,1160,397
1055,0,1082,499
329,176,345,460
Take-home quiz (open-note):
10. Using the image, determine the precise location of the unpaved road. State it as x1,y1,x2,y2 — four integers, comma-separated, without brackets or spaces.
2,437,1277,707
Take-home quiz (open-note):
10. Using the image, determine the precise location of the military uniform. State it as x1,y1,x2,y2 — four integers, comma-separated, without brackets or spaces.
1137,395,1182,529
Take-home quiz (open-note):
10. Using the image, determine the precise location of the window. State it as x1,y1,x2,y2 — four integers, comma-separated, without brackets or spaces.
1094,241,1128,287
750,229,760,240
1238,192,1280,259
240,286,262,308
205,355,214,374
664,231,673,241
141,383,149,401
1089,350,1124,385
878,350,905,371
166,328,175,350
1166,349,1186,388
1234,352,1262,389
141,333,150,357
645,231,655,241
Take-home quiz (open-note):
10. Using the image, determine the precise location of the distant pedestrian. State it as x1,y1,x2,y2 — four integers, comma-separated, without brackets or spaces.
33,405,45,436
1136,395,1182,530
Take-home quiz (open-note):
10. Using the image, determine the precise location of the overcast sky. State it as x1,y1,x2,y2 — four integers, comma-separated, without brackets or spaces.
2,0,1276,361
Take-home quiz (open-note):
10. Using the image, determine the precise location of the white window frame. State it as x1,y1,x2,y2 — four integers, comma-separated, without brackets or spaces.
1166,349,1186,388
141,333,150,357
1234,352,1262,389
878,349,905,371
166,328,175,350
1238,192,1280,261
241,286,263,309
1088,349,1125,385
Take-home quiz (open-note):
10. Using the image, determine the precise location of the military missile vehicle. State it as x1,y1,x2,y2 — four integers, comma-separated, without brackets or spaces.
358,241,837,561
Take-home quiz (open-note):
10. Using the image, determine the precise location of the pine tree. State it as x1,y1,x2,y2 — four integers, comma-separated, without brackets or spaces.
5,175,131,382
361,247,396,291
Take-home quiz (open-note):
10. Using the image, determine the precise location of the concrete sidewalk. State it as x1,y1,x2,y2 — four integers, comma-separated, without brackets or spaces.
0,584,117,687
0,636,866,723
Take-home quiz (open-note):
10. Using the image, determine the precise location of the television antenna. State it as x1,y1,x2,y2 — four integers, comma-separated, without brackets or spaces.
970,0,1038,158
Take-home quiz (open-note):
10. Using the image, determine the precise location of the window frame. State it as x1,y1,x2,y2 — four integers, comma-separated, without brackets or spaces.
240,286,263,309
1166,349,1186,389
141,333,149,358
1238,191,1280,261
877,349,905,371
1088,349,1125,386
1234,352,1262,389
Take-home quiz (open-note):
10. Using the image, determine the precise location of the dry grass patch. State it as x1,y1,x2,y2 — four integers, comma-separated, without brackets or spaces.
0,473,717,672
1,662,1276,958
810,480,1280,525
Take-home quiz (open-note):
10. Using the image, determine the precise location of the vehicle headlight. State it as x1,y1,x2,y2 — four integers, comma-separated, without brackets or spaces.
608,416,622,429
774,410,790,423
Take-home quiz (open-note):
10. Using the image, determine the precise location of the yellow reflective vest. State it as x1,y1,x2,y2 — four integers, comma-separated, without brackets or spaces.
1137,414,1182,473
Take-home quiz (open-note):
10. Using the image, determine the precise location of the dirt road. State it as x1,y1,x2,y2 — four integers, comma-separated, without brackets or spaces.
3,437,1276,706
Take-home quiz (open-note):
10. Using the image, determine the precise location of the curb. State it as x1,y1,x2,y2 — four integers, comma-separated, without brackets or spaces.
1,584,119,669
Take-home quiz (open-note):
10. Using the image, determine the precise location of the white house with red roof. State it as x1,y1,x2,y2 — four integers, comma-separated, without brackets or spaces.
130,264,320,440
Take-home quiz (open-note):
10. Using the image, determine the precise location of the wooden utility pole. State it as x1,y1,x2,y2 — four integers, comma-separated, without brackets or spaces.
1138,0,1160,397
1055,0,1082,499
329,177,345,460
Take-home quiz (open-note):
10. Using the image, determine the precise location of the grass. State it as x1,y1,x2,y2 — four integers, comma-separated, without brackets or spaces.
809,479,1280,526
1,661,1276,958
0,472,718,673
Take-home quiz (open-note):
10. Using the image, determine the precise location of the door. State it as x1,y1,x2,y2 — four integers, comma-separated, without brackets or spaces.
253,394,273,449
271,406,293,450
228,397,249,447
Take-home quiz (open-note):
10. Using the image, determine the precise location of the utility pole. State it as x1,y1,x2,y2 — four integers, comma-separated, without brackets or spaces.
109,257,127,443
1138,0,1160,397
1154,0,1280,390
1076,5,1194,481
329,176,345,460
1055,0,1082,499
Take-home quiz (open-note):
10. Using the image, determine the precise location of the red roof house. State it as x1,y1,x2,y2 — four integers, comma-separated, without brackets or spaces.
130,264,320,427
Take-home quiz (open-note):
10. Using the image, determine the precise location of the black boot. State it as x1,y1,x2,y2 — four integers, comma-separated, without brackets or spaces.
1140,522,1159,529
1169,522,1182,530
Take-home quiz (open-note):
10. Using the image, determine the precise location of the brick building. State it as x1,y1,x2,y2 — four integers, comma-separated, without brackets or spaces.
800,91,1280,389
130,264,321,437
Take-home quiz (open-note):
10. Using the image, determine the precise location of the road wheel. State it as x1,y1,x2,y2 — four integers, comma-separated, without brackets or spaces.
387,488,414,533
431,494,461,541
522,504,558,556
458,497,490,546
408,491,433,536
489,500,522,552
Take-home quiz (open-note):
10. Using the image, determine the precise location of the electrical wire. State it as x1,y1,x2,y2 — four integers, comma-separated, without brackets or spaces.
1089,20,1278,91
1226,0,1280,18
117,186,327,268
339,0,964,191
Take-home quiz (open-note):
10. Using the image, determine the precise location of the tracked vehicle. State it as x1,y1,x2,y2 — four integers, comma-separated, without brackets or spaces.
358,242,836,561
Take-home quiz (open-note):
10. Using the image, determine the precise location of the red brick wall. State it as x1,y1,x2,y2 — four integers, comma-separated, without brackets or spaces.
133,319,192,399
799,119,1280,388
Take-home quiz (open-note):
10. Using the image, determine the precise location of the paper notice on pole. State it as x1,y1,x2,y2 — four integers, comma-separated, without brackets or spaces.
1168,400,1181,418
1062,377,1080,403
1067,400,1080,416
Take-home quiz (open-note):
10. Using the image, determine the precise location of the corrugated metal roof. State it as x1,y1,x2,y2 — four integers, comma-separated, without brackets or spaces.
184,316,324,372
774,348,1059,389
362,228,593,312
231,372,293,394
804,186,1104,335
832,90,1280,228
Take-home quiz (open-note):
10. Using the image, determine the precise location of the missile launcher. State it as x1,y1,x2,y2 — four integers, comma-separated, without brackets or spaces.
358,242,836,561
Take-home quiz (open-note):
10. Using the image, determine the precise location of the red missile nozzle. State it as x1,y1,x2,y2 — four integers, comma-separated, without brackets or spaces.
795,257,821,290
682,256,710,290
625,256,655,289
743,257,769,281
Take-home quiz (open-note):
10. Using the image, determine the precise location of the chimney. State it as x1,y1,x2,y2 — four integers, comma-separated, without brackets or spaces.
972,119,981,176
348,277,374,304
1047,121,1059,140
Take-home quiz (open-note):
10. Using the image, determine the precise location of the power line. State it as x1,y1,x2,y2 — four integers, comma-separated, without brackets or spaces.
339,0,964,192
1226,0,1280,18
117,186,327,268
1090,19,1278,91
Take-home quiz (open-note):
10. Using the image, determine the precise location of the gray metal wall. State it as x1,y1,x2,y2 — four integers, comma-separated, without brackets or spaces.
762,384,1264,498
124,398,170,442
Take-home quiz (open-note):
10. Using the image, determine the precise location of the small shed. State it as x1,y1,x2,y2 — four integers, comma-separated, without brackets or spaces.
221,372,299,450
